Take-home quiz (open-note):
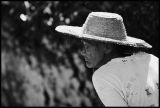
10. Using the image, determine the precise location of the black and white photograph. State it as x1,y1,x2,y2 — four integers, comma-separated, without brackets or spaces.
1,0,159,107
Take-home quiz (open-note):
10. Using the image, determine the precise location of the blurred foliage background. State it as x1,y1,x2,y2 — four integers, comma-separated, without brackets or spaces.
1,1,159,107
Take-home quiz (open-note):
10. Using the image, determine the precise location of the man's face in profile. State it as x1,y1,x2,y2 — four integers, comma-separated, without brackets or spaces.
80,40,106,68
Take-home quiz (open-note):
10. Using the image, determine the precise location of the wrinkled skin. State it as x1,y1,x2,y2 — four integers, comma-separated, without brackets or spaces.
80,40,113,68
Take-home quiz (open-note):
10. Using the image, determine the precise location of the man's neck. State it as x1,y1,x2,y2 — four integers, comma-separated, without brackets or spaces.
96,51,121,69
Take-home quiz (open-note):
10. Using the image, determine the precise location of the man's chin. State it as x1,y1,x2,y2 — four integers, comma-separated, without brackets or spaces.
86,62,94,68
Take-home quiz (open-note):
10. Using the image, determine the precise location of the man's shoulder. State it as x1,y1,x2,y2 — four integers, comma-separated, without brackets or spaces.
94,56,130,76
149,54,159,68
92,59,123,83
92,52,158,81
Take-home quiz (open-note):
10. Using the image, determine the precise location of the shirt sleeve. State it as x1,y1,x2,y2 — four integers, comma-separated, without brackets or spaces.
92,72,127,107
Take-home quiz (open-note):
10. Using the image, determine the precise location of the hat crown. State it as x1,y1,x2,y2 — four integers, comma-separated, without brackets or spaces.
82,12,127,40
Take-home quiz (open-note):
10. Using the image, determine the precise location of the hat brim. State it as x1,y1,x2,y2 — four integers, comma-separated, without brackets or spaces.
55,25,152,48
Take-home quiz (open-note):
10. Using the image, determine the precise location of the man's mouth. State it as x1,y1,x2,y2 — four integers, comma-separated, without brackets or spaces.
85,58,89,62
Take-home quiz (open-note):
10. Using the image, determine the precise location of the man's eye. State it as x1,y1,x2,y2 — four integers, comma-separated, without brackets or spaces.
85,45,88,49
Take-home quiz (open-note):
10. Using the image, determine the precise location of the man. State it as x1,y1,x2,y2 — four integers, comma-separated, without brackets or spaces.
55,12,159,106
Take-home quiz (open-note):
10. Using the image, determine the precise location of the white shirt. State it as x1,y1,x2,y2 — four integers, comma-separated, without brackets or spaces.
92,52,159,106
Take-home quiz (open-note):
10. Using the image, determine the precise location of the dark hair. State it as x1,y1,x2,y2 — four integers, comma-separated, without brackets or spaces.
112,43,150,57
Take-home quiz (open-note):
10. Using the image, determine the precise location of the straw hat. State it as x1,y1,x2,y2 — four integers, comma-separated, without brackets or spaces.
55,12,152,48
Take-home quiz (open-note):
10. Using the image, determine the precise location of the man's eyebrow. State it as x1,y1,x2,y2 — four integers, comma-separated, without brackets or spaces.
80,40,95,46
80,40,84,43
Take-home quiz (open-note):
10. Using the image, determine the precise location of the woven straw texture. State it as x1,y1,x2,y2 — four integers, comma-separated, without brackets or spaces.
55,12,152,48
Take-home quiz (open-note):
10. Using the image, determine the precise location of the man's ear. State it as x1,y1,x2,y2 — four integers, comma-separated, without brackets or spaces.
103,43,113,54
